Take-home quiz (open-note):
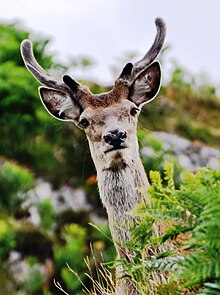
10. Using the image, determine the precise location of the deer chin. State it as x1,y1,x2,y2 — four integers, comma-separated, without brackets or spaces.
102,155,128,172
102,147,133,171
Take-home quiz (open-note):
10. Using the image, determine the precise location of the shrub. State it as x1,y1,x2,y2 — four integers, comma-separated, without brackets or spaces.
119,162,220,294
0,219,16,260
176,121,215,145
36,198,56,231
0,160,35,212
54,223,87,294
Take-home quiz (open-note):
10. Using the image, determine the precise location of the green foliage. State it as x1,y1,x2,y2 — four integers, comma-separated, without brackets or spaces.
0,23,53,67
0,219,16,259
140,63,220,147
70,55,96,69
170,67,192,89
54,223,87,293
202,283,220,295
36,198,56,230
0,22,95,187
119,163,220,294
0,23,28,65
176,120,216,144
138,131,183,186
21,258,46,294
0,160,35,210
90,222,116,261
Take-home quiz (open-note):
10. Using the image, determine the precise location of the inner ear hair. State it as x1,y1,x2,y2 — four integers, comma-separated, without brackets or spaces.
129,61,161,106
39,86,81,122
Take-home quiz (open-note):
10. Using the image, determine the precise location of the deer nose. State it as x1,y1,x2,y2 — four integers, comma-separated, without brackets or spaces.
103,130,127,148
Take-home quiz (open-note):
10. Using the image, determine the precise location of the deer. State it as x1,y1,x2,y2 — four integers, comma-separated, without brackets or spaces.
21,17,166,295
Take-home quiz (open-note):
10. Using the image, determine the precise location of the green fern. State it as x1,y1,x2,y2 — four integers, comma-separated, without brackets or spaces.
200,283,220,295
119,162,220,294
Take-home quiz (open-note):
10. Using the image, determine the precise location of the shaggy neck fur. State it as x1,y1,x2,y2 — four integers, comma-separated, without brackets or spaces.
97,153,149,247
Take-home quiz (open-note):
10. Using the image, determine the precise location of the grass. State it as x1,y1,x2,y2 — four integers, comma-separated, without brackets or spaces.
54,245,115,295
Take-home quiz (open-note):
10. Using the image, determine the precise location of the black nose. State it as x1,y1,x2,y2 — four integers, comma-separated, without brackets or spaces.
103,130,127,148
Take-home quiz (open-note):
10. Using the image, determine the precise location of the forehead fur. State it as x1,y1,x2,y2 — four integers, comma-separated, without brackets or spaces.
82,99,136,121
81,79,130,109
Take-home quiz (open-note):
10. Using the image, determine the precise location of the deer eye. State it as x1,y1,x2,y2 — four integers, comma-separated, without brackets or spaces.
130,107,139,116
79,118,90,128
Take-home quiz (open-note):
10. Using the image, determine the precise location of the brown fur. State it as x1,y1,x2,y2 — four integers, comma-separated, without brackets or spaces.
80,79,130,109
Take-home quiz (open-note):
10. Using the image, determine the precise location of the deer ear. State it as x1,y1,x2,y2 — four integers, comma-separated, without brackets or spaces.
39,86,81,122
129,61,161,106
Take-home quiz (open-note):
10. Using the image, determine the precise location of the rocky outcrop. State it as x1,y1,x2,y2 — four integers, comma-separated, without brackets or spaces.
153,131,220,171
25,181,91,225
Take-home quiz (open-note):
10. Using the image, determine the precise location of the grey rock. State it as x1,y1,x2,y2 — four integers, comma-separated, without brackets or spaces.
176,154,194,171
154,132,191,152
25,179,91,225
153,131,220,171
141,146,155,157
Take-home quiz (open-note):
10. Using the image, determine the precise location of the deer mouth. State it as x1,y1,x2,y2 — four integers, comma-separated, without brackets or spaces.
104,146,126,154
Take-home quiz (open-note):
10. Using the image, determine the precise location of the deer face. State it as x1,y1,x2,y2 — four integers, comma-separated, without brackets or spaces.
79,99,140,170
20,18,166,171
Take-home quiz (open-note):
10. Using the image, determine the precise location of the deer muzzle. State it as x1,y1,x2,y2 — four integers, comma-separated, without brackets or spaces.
103,130,127,152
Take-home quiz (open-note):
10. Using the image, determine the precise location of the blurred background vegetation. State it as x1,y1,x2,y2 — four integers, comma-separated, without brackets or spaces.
0,22,220,294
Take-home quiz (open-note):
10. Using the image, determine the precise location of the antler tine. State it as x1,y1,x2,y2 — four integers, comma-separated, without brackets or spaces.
131,17,166,80
21,39,70,93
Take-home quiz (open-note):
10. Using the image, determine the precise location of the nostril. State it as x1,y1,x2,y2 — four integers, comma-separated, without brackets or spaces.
103,130,127,147
103,133,114,144
117,131,127,140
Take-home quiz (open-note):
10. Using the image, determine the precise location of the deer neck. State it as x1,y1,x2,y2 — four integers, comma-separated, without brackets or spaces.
95,148,149,244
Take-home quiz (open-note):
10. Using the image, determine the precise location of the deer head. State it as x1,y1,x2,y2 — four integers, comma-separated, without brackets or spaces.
21,18,166,173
